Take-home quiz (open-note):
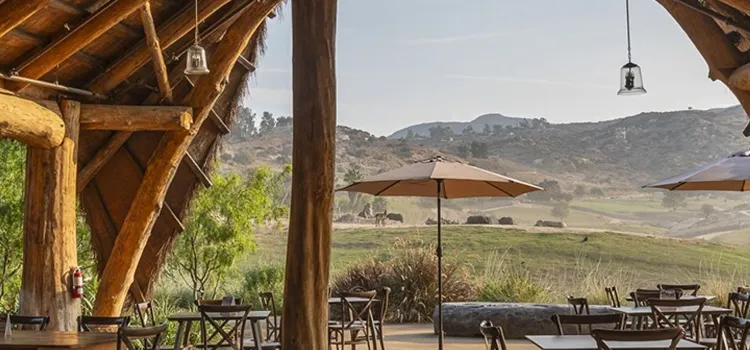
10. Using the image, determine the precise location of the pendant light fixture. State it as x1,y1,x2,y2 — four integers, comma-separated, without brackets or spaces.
618,0,646,95
185,0,210,76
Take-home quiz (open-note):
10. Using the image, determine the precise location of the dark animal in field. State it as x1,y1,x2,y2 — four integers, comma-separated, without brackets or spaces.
498,217,514,225
534,220,567,228
466,215,492,225
374,210,388,227
581,235,589,243
386,213,403,223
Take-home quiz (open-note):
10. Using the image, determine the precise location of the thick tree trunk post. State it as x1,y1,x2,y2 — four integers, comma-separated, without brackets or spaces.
19,99,80,331
92,0,279,317
281,0,337,349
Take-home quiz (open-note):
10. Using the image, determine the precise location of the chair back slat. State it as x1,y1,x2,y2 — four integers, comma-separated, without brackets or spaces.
592,328,685,350
479,320,508,350
2,315,49,331
197,304,252,350
133,301,157,327
117,323,168,350
337,290,377,329
658,284,700,296
78,316,130,332
605,287,621,308
551,314,624,335
717,316,750,350
648,298,706,342
728,293,750,318
632,289,662,307
567,297,590,315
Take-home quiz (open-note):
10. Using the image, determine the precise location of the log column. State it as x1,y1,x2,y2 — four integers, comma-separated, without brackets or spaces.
281,0,337,349
19,100,80,331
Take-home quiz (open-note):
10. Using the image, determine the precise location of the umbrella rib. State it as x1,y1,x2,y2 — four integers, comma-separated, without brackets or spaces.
374,180,401,196
485,181,515,197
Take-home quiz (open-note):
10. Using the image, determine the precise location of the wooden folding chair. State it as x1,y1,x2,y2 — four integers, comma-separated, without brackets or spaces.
197,304,251,350
479,320,508,350
328,290,377,350
716,316,750,350
259,292,281,342
551,314,624,335
567,296,590,315
632,289,663,306
78,316,130,332
117,323,168,350
592,327,685,350
648,298,706,342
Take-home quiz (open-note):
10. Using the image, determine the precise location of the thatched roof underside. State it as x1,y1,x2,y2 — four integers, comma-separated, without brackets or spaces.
0,0,274,298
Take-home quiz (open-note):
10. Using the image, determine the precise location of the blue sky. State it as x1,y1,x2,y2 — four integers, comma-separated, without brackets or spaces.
244,0,740,136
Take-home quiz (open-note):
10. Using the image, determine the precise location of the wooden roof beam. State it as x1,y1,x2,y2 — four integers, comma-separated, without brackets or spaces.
140,2,172,103
87,0,235,95
92,0,280,318
49,0,141,38
79,105,192,131
0,90,65,149
7,29,106,69
0,0,47,39
184,153,212,188
184,77,230,134
657,0,750,114
8,0,148,92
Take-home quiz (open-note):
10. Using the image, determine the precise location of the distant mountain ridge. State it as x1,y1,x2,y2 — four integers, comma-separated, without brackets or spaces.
222,105,750,188
389,113,526,139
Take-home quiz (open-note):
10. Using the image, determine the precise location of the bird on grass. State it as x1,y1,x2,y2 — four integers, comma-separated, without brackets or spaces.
581,235,589,243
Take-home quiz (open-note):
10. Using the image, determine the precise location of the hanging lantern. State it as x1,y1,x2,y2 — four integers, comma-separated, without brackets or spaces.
618,62,645,95
617,0,645,96
185,0,209,76
185,44,210,75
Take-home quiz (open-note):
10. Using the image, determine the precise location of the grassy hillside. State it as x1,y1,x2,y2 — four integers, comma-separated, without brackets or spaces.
245,226,750,291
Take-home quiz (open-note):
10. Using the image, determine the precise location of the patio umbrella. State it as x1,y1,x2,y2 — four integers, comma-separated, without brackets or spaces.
645,150,750,191
338,156,542,350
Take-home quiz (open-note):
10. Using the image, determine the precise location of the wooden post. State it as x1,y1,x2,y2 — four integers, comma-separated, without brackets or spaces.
139,1,172,103
281,0,337,349
92,0,280,317
19,99,80,331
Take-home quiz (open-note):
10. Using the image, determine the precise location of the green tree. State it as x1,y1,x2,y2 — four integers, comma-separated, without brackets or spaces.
551,201,571,222
259,111,276,135
482,124,492,135
590,187,605,197
492,124,504,135
343,166,364,210
167,168,289,298
527,180,562,202
701,204,715,219
456,144,470,159
662,192,687,212
428,125,453,141
276,116,293,128
234,106,257,139
470,141,489,158
0,140,24,309
574,185,587,197
373,197,388,212
405,129,415,140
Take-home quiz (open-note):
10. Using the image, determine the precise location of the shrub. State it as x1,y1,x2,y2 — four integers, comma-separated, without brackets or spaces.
240,264,285,310
331,238,477,323
478,250,550,303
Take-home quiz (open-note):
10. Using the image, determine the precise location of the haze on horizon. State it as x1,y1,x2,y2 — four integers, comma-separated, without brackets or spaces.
244,0,742,136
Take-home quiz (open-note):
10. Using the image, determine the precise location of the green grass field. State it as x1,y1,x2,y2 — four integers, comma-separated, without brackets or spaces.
245,226,750,288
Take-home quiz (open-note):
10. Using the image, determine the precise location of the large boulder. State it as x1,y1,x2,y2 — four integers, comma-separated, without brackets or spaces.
426,218,459,225
466,215,492,225
498,217,514,225
433,302,613,339
335,214,356,223
535,220,567,228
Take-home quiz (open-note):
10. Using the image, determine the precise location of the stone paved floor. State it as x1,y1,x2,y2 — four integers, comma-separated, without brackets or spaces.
384,324,536,350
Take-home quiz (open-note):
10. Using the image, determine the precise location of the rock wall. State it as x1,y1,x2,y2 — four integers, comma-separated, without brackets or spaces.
433,302,614,339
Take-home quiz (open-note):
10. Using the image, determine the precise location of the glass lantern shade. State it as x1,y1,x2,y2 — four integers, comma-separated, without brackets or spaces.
185,45,210,76
617,62,646,95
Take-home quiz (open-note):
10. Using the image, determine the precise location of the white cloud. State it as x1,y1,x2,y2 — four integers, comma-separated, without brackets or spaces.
444,74,611,90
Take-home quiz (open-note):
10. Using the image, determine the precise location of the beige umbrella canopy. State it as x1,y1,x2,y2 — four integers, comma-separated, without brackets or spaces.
339,156,541,350
645,150,750,191
339,157,542,198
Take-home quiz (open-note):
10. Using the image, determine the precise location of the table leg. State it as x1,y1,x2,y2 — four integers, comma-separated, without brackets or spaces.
174,321,186,350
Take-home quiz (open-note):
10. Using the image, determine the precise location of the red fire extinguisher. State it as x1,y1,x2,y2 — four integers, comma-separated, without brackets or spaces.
71,267,83,299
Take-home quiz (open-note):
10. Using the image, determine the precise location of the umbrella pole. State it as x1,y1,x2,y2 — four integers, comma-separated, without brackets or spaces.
436,179,444,350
